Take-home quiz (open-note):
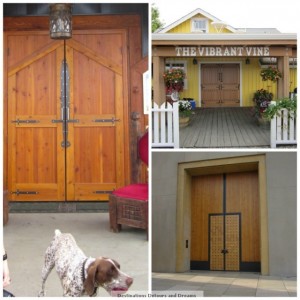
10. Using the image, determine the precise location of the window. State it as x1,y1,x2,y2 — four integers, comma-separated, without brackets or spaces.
165,61,188,90
191,18,208,33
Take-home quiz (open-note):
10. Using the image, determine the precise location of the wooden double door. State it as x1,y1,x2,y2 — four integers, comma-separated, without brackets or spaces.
201,63,240,107
6,30,128,201
191,171,260,271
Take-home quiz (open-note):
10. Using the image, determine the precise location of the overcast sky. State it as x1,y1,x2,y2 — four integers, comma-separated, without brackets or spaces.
153,0,299,33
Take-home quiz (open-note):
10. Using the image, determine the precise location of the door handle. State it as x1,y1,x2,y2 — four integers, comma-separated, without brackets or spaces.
221,249,228,254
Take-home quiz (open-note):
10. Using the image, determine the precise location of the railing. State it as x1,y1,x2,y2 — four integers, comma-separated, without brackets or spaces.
152,101,179,148
270,101,297,148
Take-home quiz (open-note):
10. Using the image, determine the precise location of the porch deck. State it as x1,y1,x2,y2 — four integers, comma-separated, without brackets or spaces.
180,107,270,148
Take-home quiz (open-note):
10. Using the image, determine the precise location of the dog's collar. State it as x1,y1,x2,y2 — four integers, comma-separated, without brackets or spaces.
82,257,98,296
81,257,95,281
81,258,89,282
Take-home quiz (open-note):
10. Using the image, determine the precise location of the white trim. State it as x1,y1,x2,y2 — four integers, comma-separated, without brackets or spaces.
152,33,297,41
198,61,242,107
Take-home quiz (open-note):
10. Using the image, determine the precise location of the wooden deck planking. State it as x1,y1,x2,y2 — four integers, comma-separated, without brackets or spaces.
180,108,270,148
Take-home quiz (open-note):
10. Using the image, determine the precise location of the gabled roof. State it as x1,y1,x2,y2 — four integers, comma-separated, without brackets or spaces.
157,8,238,33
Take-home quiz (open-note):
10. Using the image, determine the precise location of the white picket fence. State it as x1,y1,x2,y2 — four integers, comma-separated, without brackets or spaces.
152,101,179,148
270,102,297,148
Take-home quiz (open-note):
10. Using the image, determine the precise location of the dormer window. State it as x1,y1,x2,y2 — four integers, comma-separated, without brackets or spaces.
191,18,208,33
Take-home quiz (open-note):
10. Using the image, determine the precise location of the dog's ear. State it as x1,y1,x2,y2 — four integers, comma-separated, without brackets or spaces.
111,259,121,270
84,260,100,296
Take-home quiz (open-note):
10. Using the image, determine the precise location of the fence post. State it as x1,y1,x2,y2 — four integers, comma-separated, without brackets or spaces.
270,101,276,148
152,101,180,148
173,101,179,148
153,102,159,145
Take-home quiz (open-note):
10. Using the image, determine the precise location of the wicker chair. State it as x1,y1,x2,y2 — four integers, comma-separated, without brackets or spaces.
109,131,148,237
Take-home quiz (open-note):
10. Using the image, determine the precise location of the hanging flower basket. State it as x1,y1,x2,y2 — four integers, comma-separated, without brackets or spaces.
253,89,273,125
260,66,282,82
163,68,186,93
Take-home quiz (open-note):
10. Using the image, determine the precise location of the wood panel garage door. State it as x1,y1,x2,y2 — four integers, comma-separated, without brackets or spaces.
191,171,260,271
201,64,240,107
6,30,128,201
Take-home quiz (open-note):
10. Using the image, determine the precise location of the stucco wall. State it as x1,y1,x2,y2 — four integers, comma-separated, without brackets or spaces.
152,152,297,276
266,152,297,276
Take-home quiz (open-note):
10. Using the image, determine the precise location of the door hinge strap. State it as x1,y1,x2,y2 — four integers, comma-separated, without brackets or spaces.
93,190,114,194
11,190,39,196
11,119,40,125
93,118,120,124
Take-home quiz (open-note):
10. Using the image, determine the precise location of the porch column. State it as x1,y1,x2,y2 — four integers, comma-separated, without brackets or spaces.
277,54,290,98
152,54,165,105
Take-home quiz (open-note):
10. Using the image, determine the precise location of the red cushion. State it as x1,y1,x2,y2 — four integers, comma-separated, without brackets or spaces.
139,132,148,166
112,183,148,201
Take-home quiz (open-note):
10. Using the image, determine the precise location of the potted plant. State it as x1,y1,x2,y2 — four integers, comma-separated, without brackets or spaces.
253,89,273,126
263,96,297,121
178,100,192,127
163,68,185,94
260,66,282,82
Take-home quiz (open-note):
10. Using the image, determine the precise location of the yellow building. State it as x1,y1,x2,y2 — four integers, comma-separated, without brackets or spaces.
152,8,297,107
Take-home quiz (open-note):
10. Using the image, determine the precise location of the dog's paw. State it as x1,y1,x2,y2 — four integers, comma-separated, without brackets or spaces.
38,290,45,297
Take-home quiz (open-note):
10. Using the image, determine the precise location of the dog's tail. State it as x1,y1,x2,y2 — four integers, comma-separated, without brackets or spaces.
55,229,62,236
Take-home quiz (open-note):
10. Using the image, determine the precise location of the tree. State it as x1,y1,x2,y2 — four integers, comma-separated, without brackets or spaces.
152,4,164,33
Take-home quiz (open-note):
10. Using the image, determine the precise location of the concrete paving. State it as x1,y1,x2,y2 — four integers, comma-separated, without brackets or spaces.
152,271,297,297
4,213,148,297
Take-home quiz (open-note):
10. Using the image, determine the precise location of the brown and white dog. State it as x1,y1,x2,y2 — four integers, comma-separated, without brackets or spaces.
38,230,133,297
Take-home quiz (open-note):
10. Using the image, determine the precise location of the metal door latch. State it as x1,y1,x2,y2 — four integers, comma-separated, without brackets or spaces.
221,249,228,254
11,190,39,196
93,117,120,124
11,119,40,125
93,190,113,194
52,119,79,123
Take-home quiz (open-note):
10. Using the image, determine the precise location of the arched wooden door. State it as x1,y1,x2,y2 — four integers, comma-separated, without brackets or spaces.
7,30,128,201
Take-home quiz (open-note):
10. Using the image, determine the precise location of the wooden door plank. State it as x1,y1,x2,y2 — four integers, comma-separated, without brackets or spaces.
226,172,260,263
115,74,126,188
191,174,223,263
74,183,117,201
65,45,75,201
68,39,122,75
7,75,17,196
8,40,62,76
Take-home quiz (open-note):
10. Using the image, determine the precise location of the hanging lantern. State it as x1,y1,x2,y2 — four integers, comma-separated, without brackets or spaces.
49,4,72,39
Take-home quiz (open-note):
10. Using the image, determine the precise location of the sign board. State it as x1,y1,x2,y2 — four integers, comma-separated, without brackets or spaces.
175,46,270,57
